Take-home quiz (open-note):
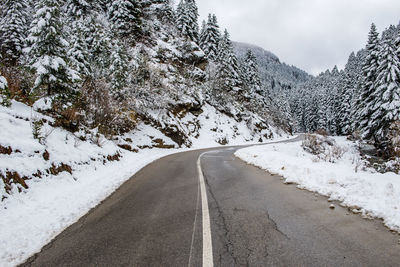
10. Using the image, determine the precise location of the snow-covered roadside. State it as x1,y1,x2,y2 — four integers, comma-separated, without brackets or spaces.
235,137,400,232
0,148,178,266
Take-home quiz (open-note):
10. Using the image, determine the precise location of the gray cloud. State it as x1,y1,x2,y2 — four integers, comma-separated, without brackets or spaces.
196,0,400,75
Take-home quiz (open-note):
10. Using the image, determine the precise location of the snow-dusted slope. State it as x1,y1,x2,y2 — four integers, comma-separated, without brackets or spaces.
233,41,312,90
0,100,289,267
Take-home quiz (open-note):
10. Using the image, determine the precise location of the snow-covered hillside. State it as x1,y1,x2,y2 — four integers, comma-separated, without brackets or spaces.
0,99,288,267
235,136,400,232
233,41,312,91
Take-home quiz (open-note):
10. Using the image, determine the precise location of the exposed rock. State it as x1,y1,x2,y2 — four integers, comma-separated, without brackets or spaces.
0,145,12,155
42,150,50,161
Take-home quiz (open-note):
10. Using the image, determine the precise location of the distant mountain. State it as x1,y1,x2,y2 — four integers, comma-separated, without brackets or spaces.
233,42,280,63
233,42,312,91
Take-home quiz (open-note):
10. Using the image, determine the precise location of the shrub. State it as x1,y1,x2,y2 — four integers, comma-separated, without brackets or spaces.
31,116,44,143
386,121,400,158
348,129,362,141
1,65,32,104
302,134,344,163
0,74,11,107
315,128,328,137
79,78,137,136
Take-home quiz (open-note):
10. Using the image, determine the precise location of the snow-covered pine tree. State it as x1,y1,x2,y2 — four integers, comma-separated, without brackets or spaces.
381,25,398,42
348,49,367,133
200,20,206,39
154,0,175,24
366,35,400,141
305,88,320,132
0,0,29,64
338,52,357,135
84,16,113,79
358,23,380,136
242,50,261,93
109,40,130,99
396,29,400,58
108,0,142,41
65,0,93,78
199,14,221,61
216,29,242,91
314,71,330,131
96,0,110,12
327,66,341,134
176,0,187,34
185,0,199,42
176,0,199,43
68,22,91,78
25,0,79,96
66,0,91,19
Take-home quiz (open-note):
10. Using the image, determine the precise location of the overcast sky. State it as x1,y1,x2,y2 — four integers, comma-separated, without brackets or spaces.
194,0,400,75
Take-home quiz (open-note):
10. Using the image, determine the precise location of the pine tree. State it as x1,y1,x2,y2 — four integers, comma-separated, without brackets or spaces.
185,0,199,42
67,1,94,78
349,49,367,133
199,14,221,61
396,30,400,58
176,0,186,33
68,22,91,77
176,0,199,43
314,71,330,131
327,66,341,134
338,52,357,134
154,0,175,24
65,0,93,78
242,50,261,93
200,20,206,39
96,0,110,12
0,0,29,64
216,29,242,91
358,23,380,135
381,25,398,41
108,0,142,41
367,36,400,141
66,0,90,19
26,0,79,95
109,40,130,98
84,16,112,78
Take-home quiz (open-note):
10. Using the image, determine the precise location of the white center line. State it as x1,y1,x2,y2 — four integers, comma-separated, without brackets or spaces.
197,152,214,267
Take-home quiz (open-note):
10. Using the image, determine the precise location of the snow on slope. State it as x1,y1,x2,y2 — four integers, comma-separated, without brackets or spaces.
233,41,312,88
0,100,288,266
0,101,180,266
235,137,400,232
184,104,284,147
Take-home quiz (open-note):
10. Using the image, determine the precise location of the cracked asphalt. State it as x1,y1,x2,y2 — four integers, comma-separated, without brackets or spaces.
21,139,400,266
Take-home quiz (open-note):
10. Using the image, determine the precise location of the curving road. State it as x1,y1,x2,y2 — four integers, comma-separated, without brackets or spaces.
22,137,400,266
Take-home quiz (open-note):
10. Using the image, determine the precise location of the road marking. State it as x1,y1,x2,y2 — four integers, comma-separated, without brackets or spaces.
188,171,200,267
197,152,214,267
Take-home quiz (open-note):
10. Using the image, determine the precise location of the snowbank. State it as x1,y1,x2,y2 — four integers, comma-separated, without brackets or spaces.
0,101,181,266
0,149,178,266
235,137,400,232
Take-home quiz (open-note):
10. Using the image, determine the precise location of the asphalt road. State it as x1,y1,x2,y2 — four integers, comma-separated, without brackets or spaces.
22,137,400,267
